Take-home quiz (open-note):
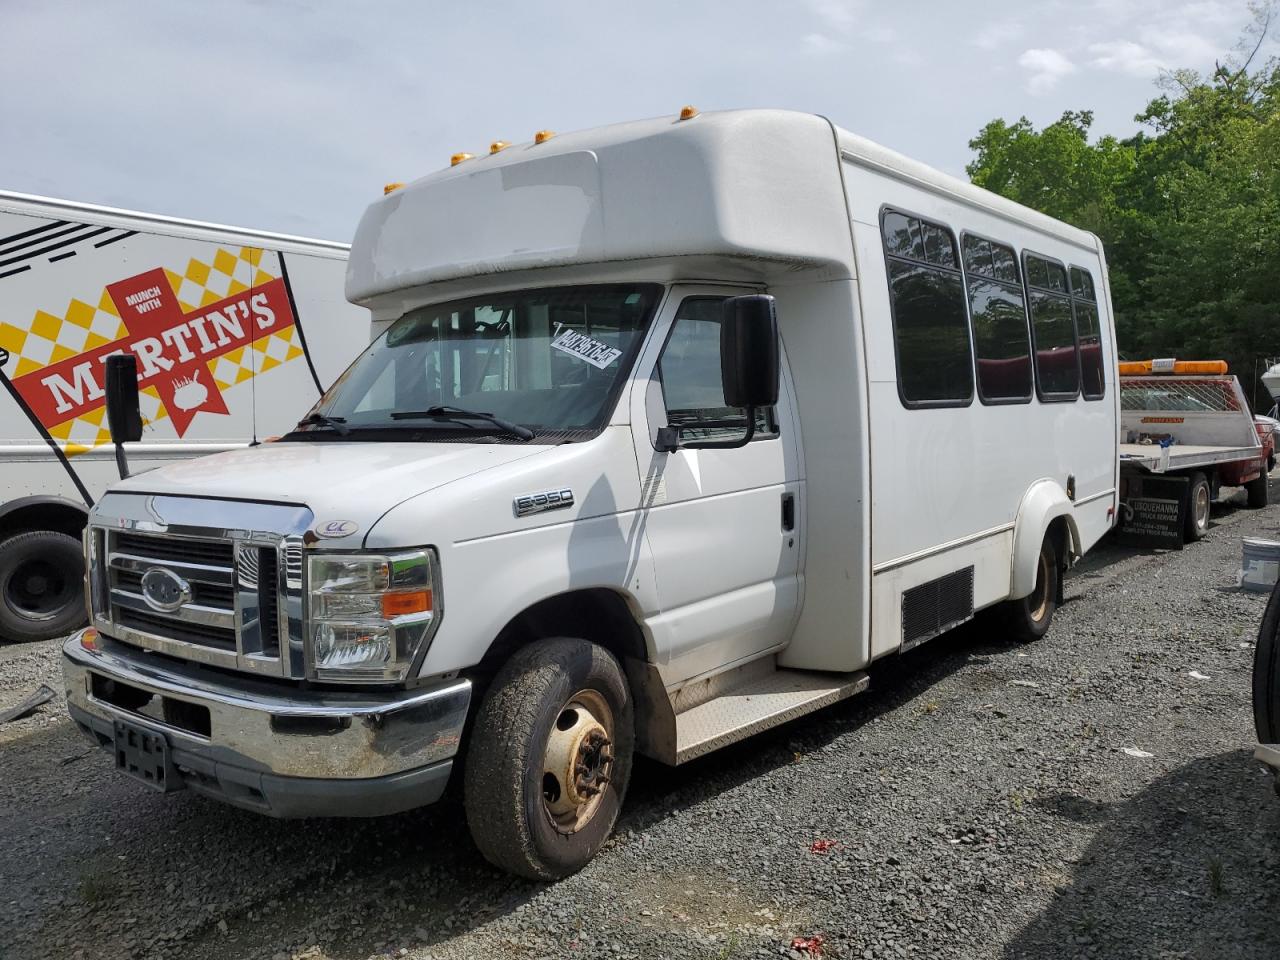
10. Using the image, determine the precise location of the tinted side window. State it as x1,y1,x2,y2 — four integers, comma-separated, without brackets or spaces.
1023,253,1080,400
881,210,973,407
961,234,1033,402
1070,266,1105,400
658,297,776,441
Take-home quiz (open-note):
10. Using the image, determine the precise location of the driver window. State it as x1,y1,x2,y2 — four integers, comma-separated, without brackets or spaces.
657,297,777,442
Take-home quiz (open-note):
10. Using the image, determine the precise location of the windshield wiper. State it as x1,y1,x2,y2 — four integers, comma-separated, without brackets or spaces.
295,413,350,436
390,405,534,440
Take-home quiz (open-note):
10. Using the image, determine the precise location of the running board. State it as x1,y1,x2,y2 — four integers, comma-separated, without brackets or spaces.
673,667,869,764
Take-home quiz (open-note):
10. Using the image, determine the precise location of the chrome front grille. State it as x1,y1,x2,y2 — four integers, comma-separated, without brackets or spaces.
89,494,313,680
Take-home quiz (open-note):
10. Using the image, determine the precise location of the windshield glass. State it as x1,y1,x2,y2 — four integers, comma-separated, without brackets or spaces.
297,284,661,442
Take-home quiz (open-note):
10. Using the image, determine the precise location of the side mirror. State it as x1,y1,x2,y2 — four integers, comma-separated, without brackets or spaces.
721,295,779,409
104,353,142,478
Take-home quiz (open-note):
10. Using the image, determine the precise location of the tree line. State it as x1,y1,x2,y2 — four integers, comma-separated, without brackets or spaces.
967,5,1280,411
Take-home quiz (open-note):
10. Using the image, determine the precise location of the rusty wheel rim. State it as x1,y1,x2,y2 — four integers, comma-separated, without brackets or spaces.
541,689,615,835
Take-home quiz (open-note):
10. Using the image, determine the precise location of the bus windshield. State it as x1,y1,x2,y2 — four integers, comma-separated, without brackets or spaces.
294,284,662,442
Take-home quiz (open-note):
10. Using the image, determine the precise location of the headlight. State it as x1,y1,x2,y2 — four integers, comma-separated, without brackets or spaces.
306,549,439,682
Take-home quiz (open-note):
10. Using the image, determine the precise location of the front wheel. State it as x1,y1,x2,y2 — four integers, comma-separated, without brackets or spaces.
0,530,86,643
463,638,634,880
1000,534,1060,643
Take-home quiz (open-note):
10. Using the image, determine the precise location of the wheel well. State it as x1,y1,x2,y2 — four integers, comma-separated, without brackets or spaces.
1046,516,1072,604
477,589,650,682
0,500,88,544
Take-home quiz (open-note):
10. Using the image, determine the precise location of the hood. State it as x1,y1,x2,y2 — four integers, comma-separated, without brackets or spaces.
109,440,549,548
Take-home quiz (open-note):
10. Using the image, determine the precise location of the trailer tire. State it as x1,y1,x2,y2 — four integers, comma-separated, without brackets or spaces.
1252,578,1280,748
1246,473,1269,509
463,637,634,880
1001,534,1059,643
0,530,86,643
1185,472,1212,540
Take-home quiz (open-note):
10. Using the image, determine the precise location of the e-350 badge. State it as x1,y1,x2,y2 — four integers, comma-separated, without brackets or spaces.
513,488,574,518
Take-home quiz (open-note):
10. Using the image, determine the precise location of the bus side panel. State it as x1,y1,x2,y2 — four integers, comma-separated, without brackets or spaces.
842,163,1118,659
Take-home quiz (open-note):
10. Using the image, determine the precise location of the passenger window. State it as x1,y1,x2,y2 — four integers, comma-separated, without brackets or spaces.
881,210,973,407
1023,252,1080,400
657,297,776,441
1069,266,1105,400
961,234,1033,403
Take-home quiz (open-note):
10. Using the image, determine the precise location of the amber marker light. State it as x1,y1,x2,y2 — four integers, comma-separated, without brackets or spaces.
80,627,99,651
679,105,699,120
382,590,432,618
450,152,474,166
383,182,405,195
490,140,511,154
534,130,556,144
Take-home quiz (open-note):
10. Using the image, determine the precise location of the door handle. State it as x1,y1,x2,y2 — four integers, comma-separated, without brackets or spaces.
781,493,796,532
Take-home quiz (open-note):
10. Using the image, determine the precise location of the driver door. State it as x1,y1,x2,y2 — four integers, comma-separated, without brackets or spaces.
630,285,802,685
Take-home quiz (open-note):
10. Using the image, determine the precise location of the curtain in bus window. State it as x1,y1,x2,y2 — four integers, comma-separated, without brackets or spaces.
1029,291,1079,397
968,277,1032,400
887,259,973,404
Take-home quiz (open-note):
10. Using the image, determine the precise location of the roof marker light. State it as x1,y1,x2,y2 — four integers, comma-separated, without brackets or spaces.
490,140,510,154
383,182,405,195
679,105,699,120
450,152,474,166
534,130,556,144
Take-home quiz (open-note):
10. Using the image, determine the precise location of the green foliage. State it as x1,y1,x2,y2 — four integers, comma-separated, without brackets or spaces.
966,8,1280,405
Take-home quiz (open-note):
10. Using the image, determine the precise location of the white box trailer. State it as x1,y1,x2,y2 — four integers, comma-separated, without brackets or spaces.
62,109,1119,878
0,192,369,641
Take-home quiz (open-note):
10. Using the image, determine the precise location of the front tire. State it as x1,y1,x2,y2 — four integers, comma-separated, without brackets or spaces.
1185,472,1212,540
0,530,86,643
1001,534,1060,643
463,638,634,880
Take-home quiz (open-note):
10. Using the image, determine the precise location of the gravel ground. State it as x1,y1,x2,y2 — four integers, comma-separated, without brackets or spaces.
3,479,1279,960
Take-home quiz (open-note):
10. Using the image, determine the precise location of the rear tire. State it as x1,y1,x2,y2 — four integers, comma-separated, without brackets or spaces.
1252,578,1280,746
463,637,634,880
0,530,86,643
1184,472,1211,540
1001,534,1060,643
1246,473,1269,509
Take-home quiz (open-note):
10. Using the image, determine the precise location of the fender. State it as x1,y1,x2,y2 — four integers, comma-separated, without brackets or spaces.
1010,479,1081,599
0,495,89,529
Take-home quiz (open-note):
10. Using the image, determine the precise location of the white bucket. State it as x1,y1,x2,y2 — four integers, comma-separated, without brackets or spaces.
1242,538,1280,592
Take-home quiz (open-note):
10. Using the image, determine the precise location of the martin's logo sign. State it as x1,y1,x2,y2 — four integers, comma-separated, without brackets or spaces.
10,266,296,437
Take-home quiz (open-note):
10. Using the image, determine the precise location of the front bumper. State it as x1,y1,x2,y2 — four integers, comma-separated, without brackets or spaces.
62,629,471,817
1256,743,1280,775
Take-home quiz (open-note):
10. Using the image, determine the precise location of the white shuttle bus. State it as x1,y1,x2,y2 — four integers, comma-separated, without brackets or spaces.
62,110,1118,879
0,192,369,642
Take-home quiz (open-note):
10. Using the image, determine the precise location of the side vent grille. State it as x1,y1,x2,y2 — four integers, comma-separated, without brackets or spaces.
901,566,974,650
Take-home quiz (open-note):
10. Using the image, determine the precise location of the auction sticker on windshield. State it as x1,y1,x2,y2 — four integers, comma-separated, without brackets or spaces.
551,326,622,369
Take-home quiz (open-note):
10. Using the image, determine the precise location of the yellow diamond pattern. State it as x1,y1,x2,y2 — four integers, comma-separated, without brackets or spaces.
168,246,274,314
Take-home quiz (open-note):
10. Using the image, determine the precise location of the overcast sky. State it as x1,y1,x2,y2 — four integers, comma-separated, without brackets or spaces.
1,0,1273,242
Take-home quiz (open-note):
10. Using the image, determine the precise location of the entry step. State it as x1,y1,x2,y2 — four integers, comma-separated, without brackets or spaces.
673,667,869,764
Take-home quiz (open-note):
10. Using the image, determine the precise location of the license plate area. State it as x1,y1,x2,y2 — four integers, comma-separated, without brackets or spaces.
113,719,182,792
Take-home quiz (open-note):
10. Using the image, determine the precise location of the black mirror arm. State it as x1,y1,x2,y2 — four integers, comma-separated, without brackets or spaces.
656,407,757,453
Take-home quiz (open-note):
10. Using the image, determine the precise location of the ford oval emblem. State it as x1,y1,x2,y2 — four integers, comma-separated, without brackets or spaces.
140,567,192,613
313,520,359,539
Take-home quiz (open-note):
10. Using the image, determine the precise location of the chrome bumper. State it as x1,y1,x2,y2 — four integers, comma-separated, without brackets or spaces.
62,629,471,817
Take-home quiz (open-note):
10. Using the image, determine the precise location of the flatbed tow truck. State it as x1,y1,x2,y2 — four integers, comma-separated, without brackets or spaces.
1118,359,1272,546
